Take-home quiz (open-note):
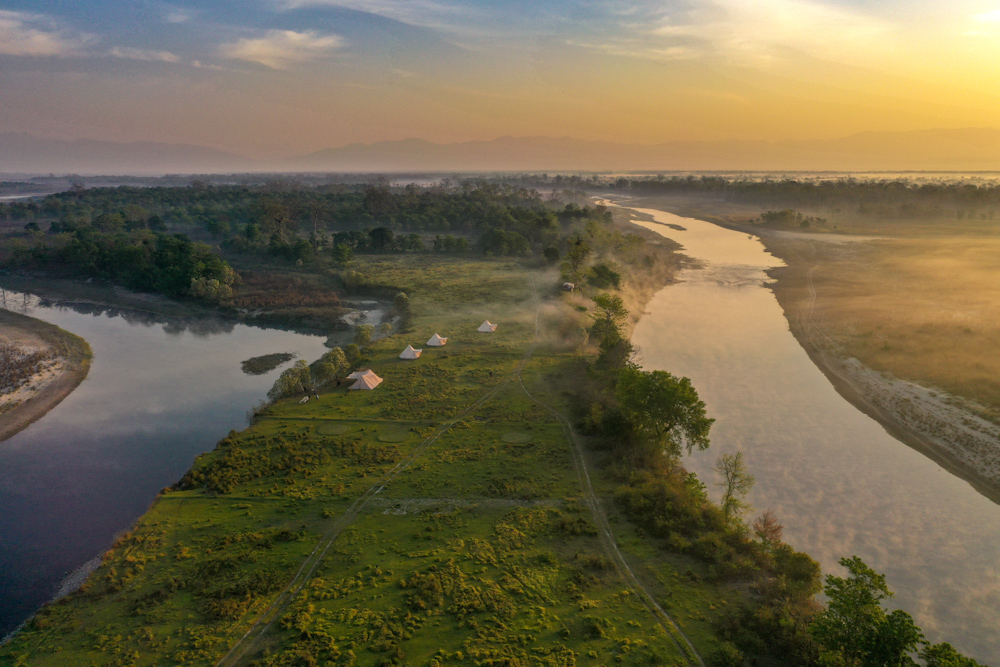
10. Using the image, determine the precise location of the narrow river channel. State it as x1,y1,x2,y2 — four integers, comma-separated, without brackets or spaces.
629,206,1000,662
0,291,330,638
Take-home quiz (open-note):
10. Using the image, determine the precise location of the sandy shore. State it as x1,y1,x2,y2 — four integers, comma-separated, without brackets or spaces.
0,309,92,443
763,242,1000,505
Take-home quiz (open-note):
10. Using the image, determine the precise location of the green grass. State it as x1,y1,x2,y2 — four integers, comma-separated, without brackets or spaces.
0,253,730,667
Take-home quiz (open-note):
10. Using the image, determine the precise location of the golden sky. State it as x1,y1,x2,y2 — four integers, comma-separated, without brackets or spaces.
1,0,1000,157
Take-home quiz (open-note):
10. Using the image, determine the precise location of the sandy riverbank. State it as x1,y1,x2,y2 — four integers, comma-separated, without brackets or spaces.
0,309,91,443
763,240,1000,505
615,195,1000,506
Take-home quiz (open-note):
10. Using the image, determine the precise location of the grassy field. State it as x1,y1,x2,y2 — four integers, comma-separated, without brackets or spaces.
0,241,739,666
765,234,1000,421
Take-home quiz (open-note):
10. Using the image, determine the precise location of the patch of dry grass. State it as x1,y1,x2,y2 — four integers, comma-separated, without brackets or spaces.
794,236,1000,418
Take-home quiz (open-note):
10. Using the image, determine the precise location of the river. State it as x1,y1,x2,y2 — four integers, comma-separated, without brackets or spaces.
0,291,330,638
628,205,1000,662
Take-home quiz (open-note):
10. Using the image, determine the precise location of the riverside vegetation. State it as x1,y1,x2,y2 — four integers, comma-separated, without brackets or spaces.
0,182,982,666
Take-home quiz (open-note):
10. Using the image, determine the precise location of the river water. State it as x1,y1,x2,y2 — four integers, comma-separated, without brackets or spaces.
0,291,329,638
629,206,1000,662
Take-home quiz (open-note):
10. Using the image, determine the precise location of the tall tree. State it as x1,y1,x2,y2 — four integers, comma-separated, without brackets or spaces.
811,556,923,667
615,367,714,463
715,451,755,522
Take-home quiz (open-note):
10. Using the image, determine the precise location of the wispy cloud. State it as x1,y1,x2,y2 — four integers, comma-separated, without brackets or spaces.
219,29,344,69
0,10,94,57
110,46,181,63
274,0,483,35
647,0,893,64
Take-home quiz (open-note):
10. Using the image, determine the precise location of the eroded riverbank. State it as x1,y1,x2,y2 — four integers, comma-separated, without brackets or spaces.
0,290,330,638
0,309,91,443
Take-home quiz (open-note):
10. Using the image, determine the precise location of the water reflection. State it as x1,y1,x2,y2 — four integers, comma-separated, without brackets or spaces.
628,206,1000,662
0,291,329,637
0,289,238,336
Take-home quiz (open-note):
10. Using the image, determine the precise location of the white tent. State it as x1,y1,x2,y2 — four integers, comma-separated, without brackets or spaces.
349,372,383,390
399,345,422,360
477,320,497,333
426,333,448,347
346,369,377,380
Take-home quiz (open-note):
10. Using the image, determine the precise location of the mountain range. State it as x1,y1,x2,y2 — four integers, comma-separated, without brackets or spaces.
4,129,1000,175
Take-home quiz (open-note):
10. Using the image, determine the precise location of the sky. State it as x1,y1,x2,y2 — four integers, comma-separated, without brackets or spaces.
2,0,1000,158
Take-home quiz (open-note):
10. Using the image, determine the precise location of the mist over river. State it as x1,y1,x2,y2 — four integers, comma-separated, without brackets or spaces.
0,291,329,638
627,205,1000,662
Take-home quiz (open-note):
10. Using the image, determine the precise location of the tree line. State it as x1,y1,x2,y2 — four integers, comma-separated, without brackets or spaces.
578,290,983,666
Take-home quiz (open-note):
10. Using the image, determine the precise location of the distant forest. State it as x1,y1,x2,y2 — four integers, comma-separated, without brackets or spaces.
0,181,611,304
516,174,1000,220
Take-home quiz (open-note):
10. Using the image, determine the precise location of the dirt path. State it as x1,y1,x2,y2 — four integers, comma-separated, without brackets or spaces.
516,374,706,666
0,309,91,443
217,288,542,667
219,277,706,667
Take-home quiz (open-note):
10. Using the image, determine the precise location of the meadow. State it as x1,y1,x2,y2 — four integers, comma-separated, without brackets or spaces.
0,237,745,667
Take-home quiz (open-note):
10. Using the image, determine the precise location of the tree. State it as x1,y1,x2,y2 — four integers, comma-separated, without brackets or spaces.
354,324,374,348
714,451,755,522
561,237,591,282
543,246,560,264
921,643,985,667
332,243,353,264
615,368,714,463
590,293,628,351
313,347,348,386
379,321,393,337
811,556,923,667
344,343,360,363
394,292,410,317
268,360,311,401
588,262,622,289
751,509,783,547
258,197,295,242
369,227,395,252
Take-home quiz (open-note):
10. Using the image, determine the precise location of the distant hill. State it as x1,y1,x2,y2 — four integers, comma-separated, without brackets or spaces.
291,129,1000,172
4,129,1000,175
0,133,253,176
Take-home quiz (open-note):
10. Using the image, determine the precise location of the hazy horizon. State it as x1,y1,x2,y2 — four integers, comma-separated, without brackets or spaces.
4,0,1000,170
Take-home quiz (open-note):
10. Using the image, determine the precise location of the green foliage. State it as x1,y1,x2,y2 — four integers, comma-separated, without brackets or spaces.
478,228,530,256
811,556,923,667
587,262,622,290
354,324,375,349
714,452,755,522
5,227,236,299
921,643,986,667
615,368,714,463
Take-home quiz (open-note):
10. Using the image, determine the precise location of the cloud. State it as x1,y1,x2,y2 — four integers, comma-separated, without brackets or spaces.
219,29,344,69
0,10,94,57
275,0,475,33
110,47,181,63
647,0,893,64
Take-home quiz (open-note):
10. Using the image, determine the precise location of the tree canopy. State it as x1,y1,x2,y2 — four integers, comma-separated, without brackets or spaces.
811,556,924,667
615,367,714,461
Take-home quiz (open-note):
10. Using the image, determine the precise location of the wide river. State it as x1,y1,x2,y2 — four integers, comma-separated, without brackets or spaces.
0,291,329,638
629,206,1000,662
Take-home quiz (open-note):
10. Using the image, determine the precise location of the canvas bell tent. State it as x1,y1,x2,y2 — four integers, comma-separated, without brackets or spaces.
426,333,448,347
349,371,383,390
399,345,422,360
477,320,498,333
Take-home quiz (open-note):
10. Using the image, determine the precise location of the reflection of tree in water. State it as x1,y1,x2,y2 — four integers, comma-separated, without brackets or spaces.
2,289,236,337
162,318,235,337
